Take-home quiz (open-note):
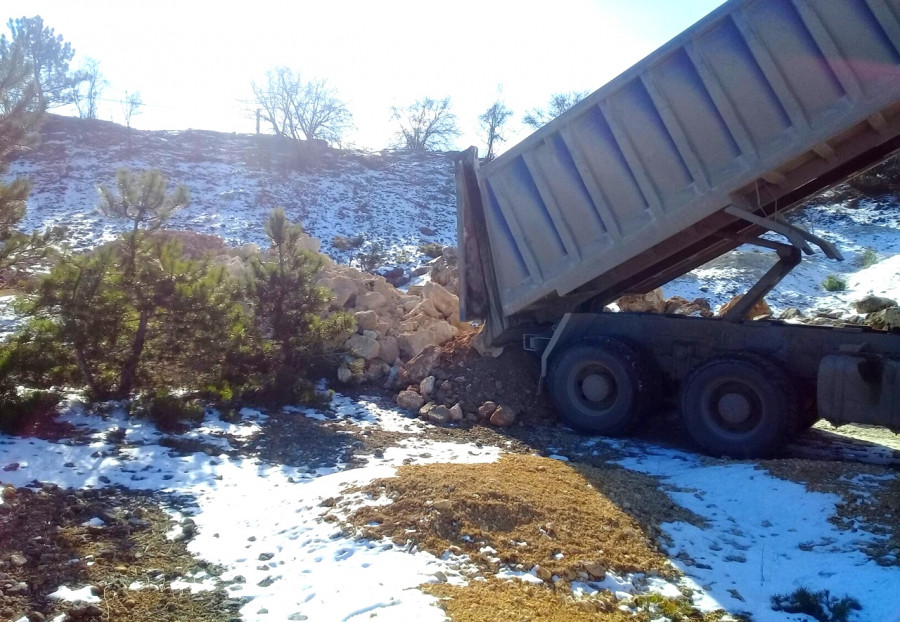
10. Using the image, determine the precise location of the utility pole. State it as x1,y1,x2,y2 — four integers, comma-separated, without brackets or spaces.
256,109,261,134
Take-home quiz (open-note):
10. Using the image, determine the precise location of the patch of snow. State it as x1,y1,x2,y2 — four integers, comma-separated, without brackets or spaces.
47,585,100,603
616,444,900,621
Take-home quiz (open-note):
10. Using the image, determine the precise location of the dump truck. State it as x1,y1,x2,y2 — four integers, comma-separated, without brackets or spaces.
456,0,900,457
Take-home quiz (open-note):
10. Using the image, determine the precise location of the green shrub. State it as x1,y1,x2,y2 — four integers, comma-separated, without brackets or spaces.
418,242,444,259
822,274,848,292
354,242,385,273
771,587,861,622
0,388,60,434
132,392,205,432
859,247,879,268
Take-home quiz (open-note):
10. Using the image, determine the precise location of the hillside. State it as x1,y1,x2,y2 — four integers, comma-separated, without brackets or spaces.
8,115,900,321
8,115,457,266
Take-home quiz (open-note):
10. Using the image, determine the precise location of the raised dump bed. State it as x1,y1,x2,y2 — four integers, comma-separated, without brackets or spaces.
456,0,900,457
459,0,900,344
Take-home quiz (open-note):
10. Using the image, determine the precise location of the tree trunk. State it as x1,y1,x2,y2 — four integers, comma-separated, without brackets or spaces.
74,346,102,398
117,307,150,398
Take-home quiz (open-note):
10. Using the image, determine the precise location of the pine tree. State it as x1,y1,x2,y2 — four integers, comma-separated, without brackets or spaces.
249,209,353,401
0,29,59,273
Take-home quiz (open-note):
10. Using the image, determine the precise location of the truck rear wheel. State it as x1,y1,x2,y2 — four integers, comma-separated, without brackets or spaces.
679,354,798,458
548,338,656,435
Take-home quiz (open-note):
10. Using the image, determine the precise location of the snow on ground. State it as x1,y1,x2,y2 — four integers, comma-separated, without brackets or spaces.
0,398,499,621
606,440,900,622
2,394,898,620
666,198,900,315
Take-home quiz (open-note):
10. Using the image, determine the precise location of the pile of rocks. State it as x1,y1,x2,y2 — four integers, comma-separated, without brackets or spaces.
392,344,520,428
315,245,469,386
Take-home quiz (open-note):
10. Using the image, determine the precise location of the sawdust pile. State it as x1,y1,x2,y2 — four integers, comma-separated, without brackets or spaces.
346,454,675,581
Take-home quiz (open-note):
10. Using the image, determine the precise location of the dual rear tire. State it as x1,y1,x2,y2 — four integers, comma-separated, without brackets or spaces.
679,354,799,458
548,340,799,458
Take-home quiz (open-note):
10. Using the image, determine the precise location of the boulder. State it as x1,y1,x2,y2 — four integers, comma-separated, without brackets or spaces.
365,360,390,382
397,321,457,359
427,405,452,425
420,375,436,398
780,307,804,320
424,281,459,318
866,306,900,330
354,310,379,332
718,295,772,319
856,295,898,314
472,329,504,358
429,254,459,293
337,366,352,384
377,336,400,365
356,291,389,311
345,334,380,360
396,389,425,411
320,275,358,309
615,288,665,313
449,403,464,422
489,404,517,427
401,345,443,384
477,401,498,420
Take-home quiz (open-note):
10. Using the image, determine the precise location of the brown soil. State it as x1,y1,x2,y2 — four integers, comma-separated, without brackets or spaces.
423,578,633,622
0,484,237,622
345,454,681,581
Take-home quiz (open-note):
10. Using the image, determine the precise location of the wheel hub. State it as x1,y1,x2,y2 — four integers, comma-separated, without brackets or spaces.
717,392,752,424
582,373,613,402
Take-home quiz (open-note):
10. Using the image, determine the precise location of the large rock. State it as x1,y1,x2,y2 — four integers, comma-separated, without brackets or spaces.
345,334,380,360
866,306,900,330
449,403,464,422
401,345,443,384
718,295,772,319
398,321,457,359
477,401,498,420
489,404,517,427
615,288,665,313
320,275,358,309
856,295,898,314
354,310,379,332
356,291,389,311
424,281,459,318
472,329,504,358
420,375,436,398
396,389,425,411
426,405,452,425
377,335,400,365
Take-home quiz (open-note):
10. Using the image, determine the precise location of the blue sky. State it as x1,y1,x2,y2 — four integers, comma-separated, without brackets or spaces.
4,0,726,151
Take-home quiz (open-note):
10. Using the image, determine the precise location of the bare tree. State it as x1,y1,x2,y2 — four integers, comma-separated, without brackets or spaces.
73,57,106,120
122,90,142,129
251,67,352,145
391,96,459,152
523,90,589,129
479,96,513,161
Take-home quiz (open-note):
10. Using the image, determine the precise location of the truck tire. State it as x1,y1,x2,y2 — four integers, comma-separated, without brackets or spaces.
548,338,656,436
679,354,798,458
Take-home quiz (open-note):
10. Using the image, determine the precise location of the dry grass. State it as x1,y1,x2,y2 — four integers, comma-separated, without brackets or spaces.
347,454,674,580
342,453,725,621
423,578,634,622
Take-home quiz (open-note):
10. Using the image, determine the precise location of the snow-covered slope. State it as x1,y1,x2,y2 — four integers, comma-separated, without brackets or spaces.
7,115,457,266
666,197,900,316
